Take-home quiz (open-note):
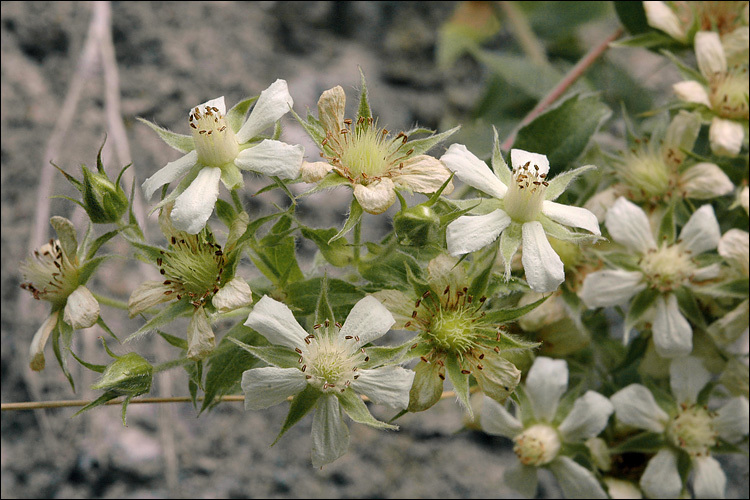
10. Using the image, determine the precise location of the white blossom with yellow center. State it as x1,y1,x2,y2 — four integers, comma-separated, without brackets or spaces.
140,80,304,234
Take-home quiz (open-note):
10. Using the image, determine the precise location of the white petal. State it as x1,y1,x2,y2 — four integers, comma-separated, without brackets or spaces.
440,143,507,199
504,461,539,499
639,449,683,499
652,293,693,358
678,204,721,255
234,139,303,180
691,263,722,282
63,285,100,329
680,163,734,199
445,210,511,256
673,81,712,108
241,366,307,410
692,455,726,499
542,201,601,235
580,270,645,308
605,197,656,254
525,357,568,422
521,221,565,293
549,456,609,499
664,111,702,160
511,149,550,177
723,26,750,65
611,384,669,432
235,79,294,143
584,186,620,223
709,117,745,157
142,150,198,200
558,391,614,442
669,357,710,405
353,177,397,215
211,277,253,313
171,166,221,234
481,396,523,438
603,477,643,499
643,1,686,41
718,229,750,276
29,311,59,371
338,295,395,350
311,394,350,468
244,295,308,349
349,366,414,410
713,397,749,443
695,31,727,77
392,155,454,194
195,96,226,115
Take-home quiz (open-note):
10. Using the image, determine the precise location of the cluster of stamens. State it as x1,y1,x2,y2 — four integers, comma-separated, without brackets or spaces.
709,66,750,120
639,241,696,292
513,424,562,466
694,1,748,36
295,319,369,393
320,116,414,183
503,161,549,222
667,403,718,457
20,239,78,306
188,104,238,167
619,137,678,203
157,234,226,308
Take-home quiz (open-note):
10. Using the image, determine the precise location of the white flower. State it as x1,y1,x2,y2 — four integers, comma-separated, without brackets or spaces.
481,357,612,499
580,197,722,358
610,357,750,499
241,295,414,467
707,229,750,346
140,80,304,233
442,144,600,292
673,31,748,157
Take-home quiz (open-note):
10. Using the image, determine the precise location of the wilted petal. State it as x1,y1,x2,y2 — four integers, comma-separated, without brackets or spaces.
474,354,521,405
643,1,686,41
549,456,609,499
63,285,100,329
244,295,308,349
317,85,346,134
128,280,174,318
446,210,511,256
680,163,734,199
542,200,601,235
709,117,745,157
692,456,727,499
521,221,564,293
713,397,750,443
652,293,693,358
300,161,333,183
392,155,454,194
525,356,568,422
142,150,198,200
481,396,523,438
558,391,614,442
241,366,306,410
349,365,414,409
580,270,645,308
673,80,712,108
408,360,444,412
695,31,727,77
187,306,215,361
212,277,253,313
338,295,395,350
29,311,59,371
234,139,303,180
605,197,656,254
511,149,550,177
171,166,221,234
678,204,721,255
440,143,507,198
639,449,682,499
311,394,350,468
353,177,397,215
611,384,669,432
669,356,710,405
235,79,294,143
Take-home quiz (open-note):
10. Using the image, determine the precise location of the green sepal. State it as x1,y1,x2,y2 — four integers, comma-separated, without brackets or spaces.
543,164,597,202
336,388,398,430
444,354,472,417
479,330,541,353
69,349,107,373
609,431,667,454
314,274,336,326
72,391,120,418
77,255,114,285
404,126,460,157
697,278,750,299
673,287,707,330
356,68,371,121
226,96,259,135
481,294,550,324
660,49,706,84
296,171,350,198
84,228,120,262
359,338,418,369
491,126,512,186
228,337,299,369
598,251,641,272
157,330,188,350
215,199,236,229
52,316,75,392
329,197,363,244
273,384,322,445
96,316,119,343
658,202,676,243
52,161,83,190
290,107,327,145
624,287,659,342
234,210,286,248
125,299,194,344
136,117,195,153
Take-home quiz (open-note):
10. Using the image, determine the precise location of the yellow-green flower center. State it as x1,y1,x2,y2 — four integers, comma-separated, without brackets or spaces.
503,161,548,222
513,424,561,466
639,243,696,292
299,322,366,393
710,69,750,120
667,404,717,457
20,240,80,307
190,105,239,168
617,148,674,201
428,307,477,352
157,234,226,305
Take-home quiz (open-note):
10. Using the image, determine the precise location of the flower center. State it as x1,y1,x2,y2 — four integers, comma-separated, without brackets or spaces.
322,117,413,183
503,160,548,222
617,148,675,201
667,404,717,457
513,424,561,466
157,234,226,306
709,69,750,120
639,243,695,292
695,1,748,35
189,105,239,168
298,321,367,393
20,239,80,307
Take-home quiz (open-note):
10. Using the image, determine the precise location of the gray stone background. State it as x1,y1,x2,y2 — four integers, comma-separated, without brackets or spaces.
2,2,747,498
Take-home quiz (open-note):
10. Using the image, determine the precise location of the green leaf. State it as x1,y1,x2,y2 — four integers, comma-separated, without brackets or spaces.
286,278,365,321
512,93,611,169
248,215,304,286
613,1,650,35
359,248,422,290
336,389,398,430
136,117,195,153
299,226,354,267
273,385,322,445
471,49,564,100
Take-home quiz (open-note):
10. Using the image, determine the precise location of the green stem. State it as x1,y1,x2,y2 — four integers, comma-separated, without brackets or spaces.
496,1,549,68
92,292,129,311
353,218,362,266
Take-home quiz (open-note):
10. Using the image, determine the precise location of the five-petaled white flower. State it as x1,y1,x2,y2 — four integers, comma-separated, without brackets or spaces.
441,143,600,293
481,357,613,499
240,295,414,468
140,79,304,234
611,357,749,499
581,197,722,358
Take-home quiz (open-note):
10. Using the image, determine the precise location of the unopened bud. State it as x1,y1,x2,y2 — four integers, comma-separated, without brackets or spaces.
91,352,153,397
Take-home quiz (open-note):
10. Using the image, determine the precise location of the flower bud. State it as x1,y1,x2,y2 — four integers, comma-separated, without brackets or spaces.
91,352,153,397
393,203,440,246
82,165,129,223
